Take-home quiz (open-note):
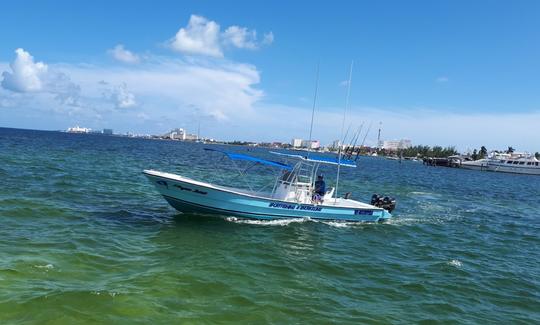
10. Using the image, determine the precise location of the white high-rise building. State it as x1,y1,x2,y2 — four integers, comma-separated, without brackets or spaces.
381,139,412,151
291,138,303,148
301,140,320,149
170,128,186,140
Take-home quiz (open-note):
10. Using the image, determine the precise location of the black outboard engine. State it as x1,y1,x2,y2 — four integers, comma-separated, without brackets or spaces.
371,194,397,213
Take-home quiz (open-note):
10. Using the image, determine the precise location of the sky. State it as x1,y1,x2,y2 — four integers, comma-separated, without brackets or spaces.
0,0,539,152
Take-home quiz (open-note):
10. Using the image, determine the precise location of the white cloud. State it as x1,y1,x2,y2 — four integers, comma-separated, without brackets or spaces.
48,72,81,106
168,15,273,57
222,26,258,49
2,54,263,126
169,15,223,57
262,32,274,45
112,83,136,108
1,49,81,107
234,104,540,152
1,48,48,92
436,76,449,83
108,44,140,64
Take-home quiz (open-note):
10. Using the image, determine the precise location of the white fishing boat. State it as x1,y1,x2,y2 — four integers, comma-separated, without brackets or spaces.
145,61,396,221
144,149,395,222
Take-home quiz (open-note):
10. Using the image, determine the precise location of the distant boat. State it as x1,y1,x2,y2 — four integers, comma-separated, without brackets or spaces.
461,159,489,171
66,125,90,133
487,153,540,175
144,149,395,222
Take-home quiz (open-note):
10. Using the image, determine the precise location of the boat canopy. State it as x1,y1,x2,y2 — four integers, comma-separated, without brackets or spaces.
204,148,293,170
270,151,357,168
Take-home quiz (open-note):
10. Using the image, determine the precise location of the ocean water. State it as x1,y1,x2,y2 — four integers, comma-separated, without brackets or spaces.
0,127,539,324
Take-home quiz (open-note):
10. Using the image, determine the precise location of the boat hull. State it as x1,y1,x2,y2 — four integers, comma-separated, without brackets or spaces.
460,159,488,171
487,162,540,175
144,170,391,222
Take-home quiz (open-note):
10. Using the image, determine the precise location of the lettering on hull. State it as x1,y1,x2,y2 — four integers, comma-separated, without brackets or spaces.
173,184,208,195
269,202,322,212
354,210,374,215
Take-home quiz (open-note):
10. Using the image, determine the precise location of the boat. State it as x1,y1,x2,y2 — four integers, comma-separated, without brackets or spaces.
486,153,540,175
144,148,395,222
460,158,489,171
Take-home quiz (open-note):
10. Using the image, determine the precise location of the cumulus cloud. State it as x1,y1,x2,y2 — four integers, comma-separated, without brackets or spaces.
262,32,274,45
169,15,223,57
1,48,81,106
169,15,273,57
222,26,258,49
108,44,140,64
48,72,81,106
112,83,136,108
1,48,48,92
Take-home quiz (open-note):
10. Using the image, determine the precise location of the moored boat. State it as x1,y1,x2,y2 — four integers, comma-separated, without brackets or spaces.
487,153,540,175
460,158,489,171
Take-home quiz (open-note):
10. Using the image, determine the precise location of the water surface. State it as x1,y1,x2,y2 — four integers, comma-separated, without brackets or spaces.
0,128,539,324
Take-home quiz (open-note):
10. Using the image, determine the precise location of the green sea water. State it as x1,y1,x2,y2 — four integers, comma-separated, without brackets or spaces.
0,127,539,324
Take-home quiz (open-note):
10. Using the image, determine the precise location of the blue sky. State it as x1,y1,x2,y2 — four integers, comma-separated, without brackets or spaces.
1,0,539,151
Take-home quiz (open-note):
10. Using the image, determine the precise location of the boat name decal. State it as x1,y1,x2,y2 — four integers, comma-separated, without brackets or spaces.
269,202,322,212
156,180,169,189
173,184,207,195
354,210,373,215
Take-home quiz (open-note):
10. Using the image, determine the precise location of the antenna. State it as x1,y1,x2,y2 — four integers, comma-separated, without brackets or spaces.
335,60,354,203
307,62,320,157
377,121,382,149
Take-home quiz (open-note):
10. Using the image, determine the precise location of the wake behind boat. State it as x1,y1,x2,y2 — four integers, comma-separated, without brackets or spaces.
144,149,395,222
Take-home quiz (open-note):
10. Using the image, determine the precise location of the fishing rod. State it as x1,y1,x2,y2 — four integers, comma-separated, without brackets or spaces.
335,60,354,203
347,123,364,159
306,62,320,159
355,122,372,160
341,123,352,153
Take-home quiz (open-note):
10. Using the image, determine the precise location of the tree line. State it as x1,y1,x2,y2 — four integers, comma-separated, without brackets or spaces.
379,145,458,158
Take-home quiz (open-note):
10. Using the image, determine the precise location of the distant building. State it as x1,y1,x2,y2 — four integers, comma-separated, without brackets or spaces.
169,128,186,140
301,140,320,149
291,138,303,148
103,128,113,135
168,128,198,141
382,139,412,151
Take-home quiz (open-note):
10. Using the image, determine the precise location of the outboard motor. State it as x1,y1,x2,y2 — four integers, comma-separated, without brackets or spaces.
371,193,397,213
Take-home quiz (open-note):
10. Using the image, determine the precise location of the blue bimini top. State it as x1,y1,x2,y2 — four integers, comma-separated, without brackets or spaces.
269,151,357,168
204,148,293,171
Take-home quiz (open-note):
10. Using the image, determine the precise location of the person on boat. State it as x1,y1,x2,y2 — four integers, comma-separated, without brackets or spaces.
281,170,294,183
313,175,326,203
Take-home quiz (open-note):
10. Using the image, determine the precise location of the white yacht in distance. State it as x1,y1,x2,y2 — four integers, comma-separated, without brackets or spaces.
460,158,489,171
66,125,91,133
487,153,540,175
